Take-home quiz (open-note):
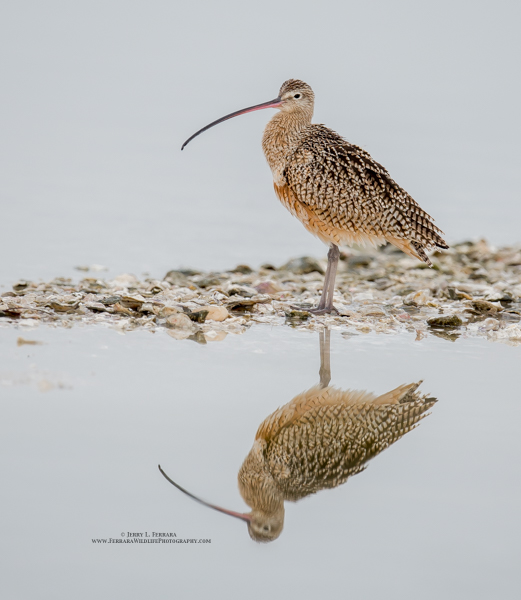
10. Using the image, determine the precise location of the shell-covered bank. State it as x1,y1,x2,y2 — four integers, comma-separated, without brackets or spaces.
2,240,521,346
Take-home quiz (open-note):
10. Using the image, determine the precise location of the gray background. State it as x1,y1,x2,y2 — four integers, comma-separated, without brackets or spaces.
1,0,520,284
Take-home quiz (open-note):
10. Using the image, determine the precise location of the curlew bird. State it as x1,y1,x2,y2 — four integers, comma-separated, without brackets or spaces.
159,330,437,542
182,79,448,314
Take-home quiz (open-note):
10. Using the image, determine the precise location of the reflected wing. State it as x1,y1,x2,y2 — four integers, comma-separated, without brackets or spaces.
256,382,420,440
262,383,436,501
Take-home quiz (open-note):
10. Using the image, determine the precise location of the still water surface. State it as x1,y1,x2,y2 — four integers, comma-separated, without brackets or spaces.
1,325,519,598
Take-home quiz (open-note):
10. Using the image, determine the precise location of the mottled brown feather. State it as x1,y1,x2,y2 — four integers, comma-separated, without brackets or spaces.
240,382,435,509
263,80,448,264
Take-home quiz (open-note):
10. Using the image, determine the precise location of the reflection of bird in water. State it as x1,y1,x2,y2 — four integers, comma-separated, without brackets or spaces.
159,330,437,542
182,79,448,313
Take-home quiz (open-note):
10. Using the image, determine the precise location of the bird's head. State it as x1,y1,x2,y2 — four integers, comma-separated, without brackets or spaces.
247,508,285,543
277,79,315,117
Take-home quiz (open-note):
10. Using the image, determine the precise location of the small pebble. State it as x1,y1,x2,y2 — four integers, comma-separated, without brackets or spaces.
280,256,324,275
188,310,209,323
165,313,194,331
202,305,230,322
403,290,431,306
360,306,386,317
284,310,310,321
427,315,463,328
255,281,282,295
481,318,500,331
470,300,502,314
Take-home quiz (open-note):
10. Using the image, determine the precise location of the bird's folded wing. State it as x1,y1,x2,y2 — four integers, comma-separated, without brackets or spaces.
282,125,447,248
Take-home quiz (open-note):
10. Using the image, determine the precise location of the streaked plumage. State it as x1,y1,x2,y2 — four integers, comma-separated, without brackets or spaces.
158,330,437,543
239,380,436,541
263,80,448,264
182,78,448,312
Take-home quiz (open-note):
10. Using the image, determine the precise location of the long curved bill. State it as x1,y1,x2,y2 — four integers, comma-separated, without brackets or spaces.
181,97,283,150
158,464,251,523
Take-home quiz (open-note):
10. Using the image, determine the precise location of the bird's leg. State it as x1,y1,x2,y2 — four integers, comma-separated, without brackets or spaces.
318,328,331,388
310,244,340,314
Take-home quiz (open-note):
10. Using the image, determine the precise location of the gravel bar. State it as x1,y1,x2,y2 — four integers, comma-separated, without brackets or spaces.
2,240,521,346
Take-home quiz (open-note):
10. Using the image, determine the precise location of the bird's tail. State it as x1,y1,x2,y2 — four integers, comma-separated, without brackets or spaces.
385,236,432,265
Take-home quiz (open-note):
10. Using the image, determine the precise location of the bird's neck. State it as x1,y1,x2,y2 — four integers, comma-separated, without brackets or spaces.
238,440,284,514
262,111,312,180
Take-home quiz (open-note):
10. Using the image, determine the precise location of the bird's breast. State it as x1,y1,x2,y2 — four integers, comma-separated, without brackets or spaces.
262,142,288,187
270,165,286,187
262,115,309,187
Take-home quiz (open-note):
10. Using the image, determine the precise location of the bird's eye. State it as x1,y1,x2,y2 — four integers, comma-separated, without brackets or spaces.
263,525,270,531
294,94,301,99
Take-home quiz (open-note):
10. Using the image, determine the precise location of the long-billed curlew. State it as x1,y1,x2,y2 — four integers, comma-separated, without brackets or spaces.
159,330,437,542
182,79,448,313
